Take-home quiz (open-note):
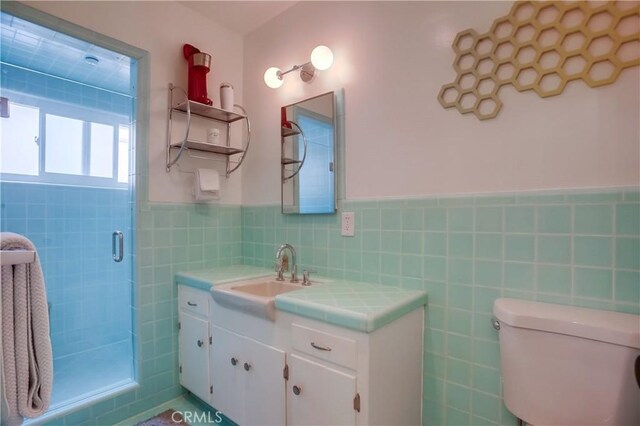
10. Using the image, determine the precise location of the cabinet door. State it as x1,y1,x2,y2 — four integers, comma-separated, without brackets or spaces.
210,326,245,424
179,311,211,403
243,337,286,426
287,354,357,426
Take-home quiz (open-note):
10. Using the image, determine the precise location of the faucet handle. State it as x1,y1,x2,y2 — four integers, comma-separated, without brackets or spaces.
302,270,315,286
275,259,285,281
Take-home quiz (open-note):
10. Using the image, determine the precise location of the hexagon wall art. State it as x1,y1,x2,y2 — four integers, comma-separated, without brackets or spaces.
438,1,640,120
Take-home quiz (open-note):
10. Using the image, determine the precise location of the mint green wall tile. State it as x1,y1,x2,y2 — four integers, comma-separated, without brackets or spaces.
574,267,613,299
449,258,473,284
380,253,400,275
449,233,473,258
537,235,571,264
574,236,612,267
425,281,446,306
402,231,423,254
475,207,503,232
536,293,572,305
424,376,445,403
448,284,473,310
328,249,345,269
425,208,447,231
446,383,471,412
447,334,472,361
447,407,471,425
475,260,502,287
362,209,380,229
362,230,380,251
475,234,502,260
505,206,534,232
427,329,446,355
362,252,380,273
516,192,566,204
537,265,571,294
403,208,424,230
538,205,571,233
567,191,622,203
624,190,640,201
312,228,328,246
574,204,613,235
449,208,473,232
429,305,446,329
472,391,500,423
344,251,362,271
616,237,640,269
474,287,501,314
505,235,534,261
380,230,401,253
447,308,472,335
380,208,402,230
616,204,640,235
425,256,446,281
474,194,516,205
425,232,447,256
615,270,640,303
473,339,500,369
401,254,423,278
424,353,446,377
446,358,471,386
472,365,500,396
573,297,615,311
504,262,534,291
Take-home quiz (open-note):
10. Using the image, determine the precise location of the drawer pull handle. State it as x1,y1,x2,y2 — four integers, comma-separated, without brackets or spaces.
187,301,197,307
310,342,332,351
197,340,204,347
231,357,238,366
293,385,302,395
244,362,252,371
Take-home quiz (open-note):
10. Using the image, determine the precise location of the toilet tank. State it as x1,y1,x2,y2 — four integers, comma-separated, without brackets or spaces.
494,298,640,426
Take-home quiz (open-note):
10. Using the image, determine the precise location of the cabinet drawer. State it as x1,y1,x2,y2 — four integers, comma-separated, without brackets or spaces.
179,286,209,317
291,323,357,370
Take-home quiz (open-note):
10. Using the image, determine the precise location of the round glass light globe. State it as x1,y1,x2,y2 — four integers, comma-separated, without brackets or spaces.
263,67,283,88
310,45,333,71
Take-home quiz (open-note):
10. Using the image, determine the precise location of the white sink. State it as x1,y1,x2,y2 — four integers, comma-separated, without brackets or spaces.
211,276,307,321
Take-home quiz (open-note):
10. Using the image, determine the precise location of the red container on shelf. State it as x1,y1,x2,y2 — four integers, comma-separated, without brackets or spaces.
183,44,212,105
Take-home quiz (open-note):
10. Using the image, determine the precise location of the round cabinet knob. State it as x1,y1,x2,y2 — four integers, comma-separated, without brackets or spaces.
197,340,204,347
292,385,301,395
244,362,251,371
231,357,238,366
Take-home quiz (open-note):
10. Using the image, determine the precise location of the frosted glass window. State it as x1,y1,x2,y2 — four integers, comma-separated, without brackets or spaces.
45,114,83,175
89,122,113,178
0,103,40,175
117,125,129,183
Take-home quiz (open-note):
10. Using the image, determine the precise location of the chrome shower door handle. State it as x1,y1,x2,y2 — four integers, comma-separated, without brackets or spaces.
112,231,124,262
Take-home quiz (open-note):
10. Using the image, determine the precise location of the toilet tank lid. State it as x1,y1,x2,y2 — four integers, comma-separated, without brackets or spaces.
494,298,640,349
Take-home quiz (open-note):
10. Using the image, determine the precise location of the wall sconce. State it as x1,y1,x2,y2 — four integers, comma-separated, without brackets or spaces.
264,45,333,89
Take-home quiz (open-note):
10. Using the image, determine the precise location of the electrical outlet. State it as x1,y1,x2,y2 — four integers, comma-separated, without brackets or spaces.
341,212,355,237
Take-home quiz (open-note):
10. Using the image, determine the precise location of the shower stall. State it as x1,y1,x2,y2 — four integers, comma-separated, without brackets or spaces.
0,10,136,416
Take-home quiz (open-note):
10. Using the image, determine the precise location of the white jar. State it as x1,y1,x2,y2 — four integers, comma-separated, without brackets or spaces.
206,128,220,145
220,82,234,112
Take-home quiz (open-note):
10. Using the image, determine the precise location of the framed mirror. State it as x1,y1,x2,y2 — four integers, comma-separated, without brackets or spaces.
281,90,344,214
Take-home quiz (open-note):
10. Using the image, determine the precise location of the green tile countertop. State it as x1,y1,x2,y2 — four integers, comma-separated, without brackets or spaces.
275,280,427,333
176,265,428,333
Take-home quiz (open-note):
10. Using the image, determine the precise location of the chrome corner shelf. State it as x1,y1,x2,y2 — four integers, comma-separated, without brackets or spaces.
166,83,251,177
281,121,307,182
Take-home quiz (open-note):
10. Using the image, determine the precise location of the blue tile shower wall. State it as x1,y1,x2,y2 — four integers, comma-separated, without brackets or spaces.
0,64,132,115
242,187,640,426
0,182,132,359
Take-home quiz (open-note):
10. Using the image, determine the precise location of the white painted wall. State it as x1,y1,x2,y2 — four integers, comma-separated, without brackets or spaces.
25,1,245,204
242,1,640,204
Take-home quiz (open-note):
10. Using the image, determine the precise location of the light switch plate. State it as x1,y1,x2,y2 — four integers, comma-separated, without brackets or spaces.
341,212,355,237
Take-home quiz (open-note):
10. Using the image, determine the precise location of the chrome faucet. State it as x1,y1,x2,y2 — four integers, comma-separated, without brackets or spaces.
275,243,298,283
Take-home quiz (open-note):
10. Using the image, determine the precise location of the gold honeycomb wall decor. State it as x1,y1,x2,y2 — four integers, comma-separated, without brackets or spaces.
438,0,640,120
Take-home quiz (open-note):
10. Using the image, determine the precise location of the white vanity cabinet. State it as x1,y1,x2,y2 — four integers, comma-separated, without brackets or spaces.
177,286,212,404
210,325,286,426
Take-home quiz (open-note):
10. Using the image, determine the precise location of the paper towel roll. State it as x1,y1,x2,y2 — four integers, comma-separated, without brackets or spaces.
195,168,220,201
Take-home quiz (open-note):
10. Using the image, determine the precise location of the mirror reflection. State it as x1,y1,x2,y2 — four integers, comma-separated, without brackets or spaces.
281,91,341,214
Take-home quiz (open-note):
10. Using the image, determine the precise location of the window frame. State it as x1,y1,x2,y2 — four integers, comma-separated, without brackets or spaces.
1,89,130,188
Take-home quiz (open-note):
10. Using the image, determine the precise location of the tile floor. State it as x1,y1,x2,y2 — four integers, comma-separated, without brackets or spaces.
116,395,235,426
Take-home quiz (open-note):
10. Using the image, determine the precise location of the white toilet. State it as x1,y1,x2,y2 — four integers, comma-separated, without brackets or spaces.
494,298,640,426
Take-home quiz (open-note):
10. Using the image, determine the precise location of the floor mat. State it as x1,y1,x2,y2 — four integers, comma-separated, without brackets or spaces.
134,409,189,426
